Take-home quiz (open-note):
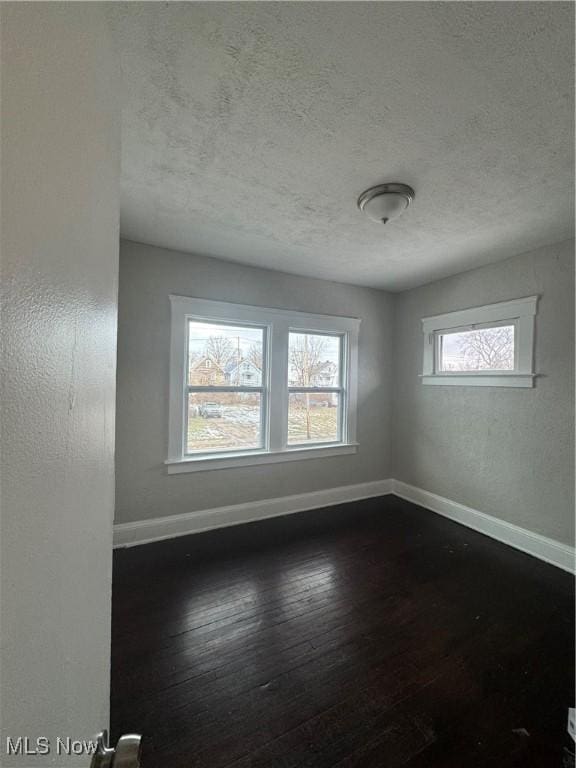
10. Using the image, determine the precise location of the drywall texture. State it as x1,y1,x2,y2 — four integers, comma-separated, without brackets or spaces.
111,2,574,290
115,240,394,524
393,239,575,546
0,5,119,765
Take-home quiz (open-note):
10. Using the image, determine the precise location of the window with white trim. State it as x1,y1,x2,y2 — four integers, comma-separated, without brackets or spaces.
167,296,360,472
421,296,538,387
288,332,344,446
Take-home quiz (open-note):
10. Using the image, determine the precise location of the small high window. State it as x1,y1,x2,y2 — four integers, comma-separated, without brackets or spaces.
437,323,515,373
421,296,538,387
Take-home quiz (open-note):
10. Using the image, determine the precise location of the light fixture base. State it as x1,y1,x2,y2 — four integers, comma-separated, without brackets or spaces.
357,182,415,224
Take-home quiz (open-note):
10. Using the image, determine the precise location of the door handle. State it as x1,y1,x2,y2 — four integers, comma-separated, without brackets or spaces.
90,730,142,768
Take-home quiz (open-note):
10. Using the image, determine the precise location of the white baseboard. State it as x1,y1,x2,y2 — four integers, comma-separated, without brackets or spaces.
393,480,575,574
113,479,394,548
113,477,575,573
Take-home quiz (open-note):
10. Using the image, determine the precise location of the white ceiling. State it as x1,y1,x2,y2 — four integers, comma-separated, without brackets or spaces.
111,2,574,291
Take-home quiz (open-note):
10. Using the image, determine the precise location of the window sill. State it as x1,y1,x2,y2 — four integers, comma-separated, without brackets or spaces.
421,373,537,388
165,443,359,474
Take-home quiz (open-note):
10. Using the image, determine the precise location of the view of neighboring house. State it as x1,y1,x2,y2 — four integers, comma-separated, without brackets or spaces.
311,361,337,388
224,359,261,386
190,353,337,390
305,361,338,406
189,356,226,386
4,5,573,768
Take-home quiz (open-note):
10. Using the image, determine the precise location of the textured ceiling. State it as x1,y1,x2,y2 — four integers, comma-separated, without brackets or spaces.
111,2,574,291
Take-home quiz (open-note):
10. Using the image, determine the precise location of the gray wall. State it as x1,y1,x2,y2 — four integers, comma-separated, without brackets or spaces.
116,238,574,548
393,238,575,546
115,240,395,524
1,4,120,764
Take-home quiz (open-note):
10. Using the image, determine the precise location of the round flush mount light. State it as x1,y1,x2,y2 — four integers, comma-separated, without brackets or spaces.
357,182,415,225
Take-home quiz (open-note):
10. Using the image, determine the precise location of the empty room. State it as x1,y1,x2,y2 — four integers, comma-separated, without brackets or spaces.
1,2,574,768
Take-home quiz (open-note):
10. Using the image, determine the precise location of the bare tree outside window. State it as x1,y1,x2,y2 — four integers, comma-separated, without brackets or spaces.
173,302,358,462
247,343,263,371
289,334,330,387
289,334,326,439
288,333,340,442
206,335,235,370
186,321,265,451
440,325,515,372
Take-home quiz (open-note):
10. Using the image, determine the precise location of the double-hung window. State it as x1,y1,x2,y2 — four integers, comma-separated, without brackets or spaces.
186,320,268,454
167,296,360,472
288,332,345,446
421,296,538,387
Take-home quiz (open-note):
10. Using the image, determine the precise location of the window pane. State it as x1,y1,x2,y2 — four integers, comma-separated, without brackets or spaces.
439,325,515,372
288,332,341,387
288,393,340,445
187,392,263,454
188,321,264,387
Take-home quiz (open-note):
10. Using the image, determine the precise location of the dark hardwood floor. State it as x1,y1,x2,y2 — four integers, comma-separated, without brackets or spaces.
111,496,575,767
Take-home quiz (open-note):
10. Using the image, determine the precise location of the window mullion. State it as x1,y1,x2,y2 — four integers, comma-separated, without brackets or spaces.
269,319,289,452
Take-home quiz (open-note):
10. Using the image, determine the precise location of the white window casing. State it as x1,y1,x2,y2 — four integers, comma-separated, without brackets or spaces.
420,295,539,387
167,296,360,472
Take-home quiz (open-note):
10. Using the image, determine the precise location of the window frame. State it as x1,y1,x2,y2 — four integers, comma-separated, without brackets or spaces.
167,296,360,473
421,295,538,387
287,330,347,448
435,319,517,374
185,317,270,457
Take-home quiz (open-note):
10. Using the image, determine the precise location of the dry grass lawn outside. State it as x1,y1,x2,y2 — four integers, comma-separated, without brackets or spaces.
187,406,338,451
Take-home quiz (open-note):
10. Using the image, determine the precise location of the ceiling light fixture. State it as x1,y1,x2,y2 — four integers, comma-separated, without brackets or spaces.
357,182,415,225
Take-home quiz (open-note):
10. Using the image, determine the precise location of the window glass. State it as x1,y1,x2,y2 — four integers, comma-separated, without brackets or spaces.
288,332,341,387
188,321,264,387
439,325,515,372
187,392,263,454
168,297,359,466
288,393,340,445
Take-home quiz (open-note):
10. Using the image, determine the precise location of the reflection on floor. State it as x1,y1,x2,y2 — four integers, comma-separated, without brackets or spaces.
111,495,575,767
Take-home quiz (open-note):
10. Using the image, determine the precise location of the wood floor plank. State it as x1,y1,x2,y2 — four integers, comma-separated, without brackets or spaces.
111,496,574,767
